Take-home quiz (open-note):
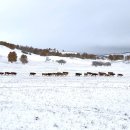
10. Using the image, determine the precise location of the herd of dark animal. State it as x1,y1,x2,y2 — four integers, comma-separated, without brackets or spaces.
29,72,69,76
0,72,17,75
75,72,123,77
0,71,123,77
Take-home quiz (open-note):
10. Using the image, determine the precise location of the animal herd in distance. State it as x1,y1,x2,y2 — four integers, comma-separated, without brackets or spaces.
0,71,123,77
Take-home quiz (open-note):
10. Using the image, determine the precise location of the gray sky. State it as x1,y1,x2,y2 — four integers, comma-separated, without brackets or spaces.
0,0,130,54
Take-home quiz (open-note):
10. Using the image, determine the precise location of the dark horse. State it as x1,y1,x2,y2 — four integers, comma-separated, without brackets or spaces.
30,72,36,76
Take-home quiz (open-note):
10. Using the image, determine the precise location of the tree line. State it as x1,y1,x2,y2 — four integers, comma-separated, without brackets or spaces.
0,41,97,59
1,41,130,61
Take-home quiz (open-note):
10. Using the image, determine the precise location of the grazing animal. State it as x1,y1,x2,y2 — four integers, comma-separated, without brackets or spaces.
117,74,123,77
42,73,48,76
87,72,93,75
0,72,4,75
108,72,115,76
55,72,63,76
42,73,56,76
84,73,88,76
63,72,69,76
46,73,53,76
42,73,53,76
105,74,110,76
91,73,98,76
11,72,17,75
5,72,11,75
75,73,82,76
42,73,55,76
84,72,94,76
98,72,107,76
42,72,68,76
30,72,36,76
84,72,92,76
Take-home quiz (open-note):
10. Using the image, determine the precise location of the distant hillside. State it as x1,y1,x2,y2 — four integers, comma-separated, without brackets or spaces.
0,44,47,62
0,44,95,67
0,41,130,61
0,41,98,59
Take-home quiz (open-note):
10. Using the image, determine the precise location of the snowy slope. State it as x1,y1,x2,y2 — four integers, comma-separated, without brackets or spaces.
0,45,94,65
0,45,130,130
0,45,47,62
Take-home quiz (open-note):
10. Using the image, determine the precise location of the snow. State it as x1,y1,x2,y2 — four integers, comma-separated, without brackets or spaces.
61,51,78,55
0,45,130,130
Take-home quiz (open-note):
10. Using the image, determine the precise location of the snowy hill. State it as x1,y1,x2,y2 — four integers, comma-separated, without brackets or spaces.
0,44,129,74
0,45,130,130
0,45,47,63
0,44,129,78
0,45,93,65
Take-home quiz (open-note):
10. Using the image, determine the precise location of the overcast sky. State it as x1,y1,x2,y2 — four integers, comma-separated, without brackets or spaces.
0,0,130,54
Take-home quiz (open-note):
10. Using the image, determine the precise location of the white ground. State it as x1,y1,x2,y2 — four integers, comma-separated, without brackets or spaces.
0,45,130,130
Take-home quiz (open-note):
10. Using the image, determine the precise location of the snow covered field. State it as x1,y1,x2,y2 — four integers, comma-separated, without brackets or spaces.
0,46,130,130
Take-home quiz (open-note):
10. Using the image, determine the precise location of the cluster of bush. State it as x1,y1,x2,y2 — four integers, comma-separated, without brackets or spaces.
125,55,130,61
56,59,66,65
92,61,111,67
8,51,28,64
108,55,124,60
108,55,130,61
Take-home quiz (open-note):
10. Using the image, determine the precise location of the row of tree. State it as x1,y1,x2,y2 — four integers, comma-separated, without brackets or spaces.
0,41,15,49
1,41,130,61
0,41,97,59
108,55,130,61
8,51,28,64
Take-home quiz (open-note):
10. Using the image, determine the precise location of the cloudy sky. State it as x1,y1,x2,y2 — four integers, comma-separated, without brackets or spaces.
0,0,130,54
